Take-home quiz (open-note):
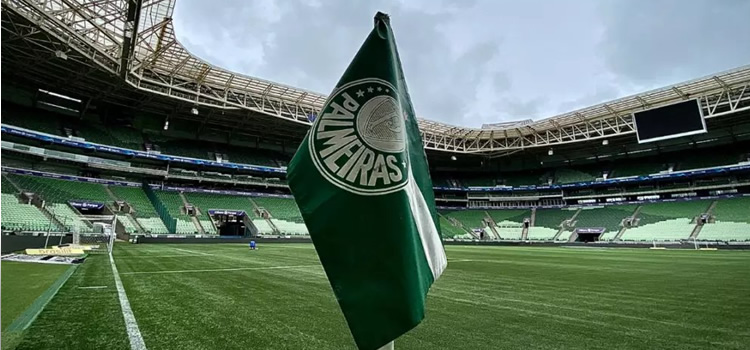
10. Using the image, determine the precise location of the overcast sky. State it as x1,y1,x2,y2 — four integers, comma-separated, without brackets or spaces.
173,0,750,127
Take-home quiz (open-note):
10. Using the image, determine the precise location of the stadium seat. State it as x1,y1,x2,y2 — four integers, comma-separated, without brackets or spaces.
573,205,637,240
252,219,274,235
8,174,111,204
439,216,469,238
116,215,138,234
620,218,694,241
554,168,596,184
526,227,558,240
534,209,574,230
200,219,218,234
618,201,710,241
109,186,159,218
136,217,169,234
252,197,304,224
697,197,750,241
46,203,92,233
1,193,61,232
441,210,487,230
2,175,17,194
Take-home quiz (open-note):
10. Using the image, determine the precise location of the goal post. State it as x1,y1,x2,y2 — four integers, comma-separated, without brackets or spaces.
71,215,117,254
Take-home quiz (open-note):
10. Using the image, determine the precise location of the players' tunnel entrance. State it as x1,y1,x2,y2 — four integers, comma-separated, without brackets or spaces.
575,228,604,242
209,210,248,236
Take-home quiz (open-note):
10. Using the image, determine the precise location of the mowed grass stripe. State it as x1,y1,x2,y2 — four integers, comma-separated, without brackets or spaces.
10,244,749,350
13,254,131,350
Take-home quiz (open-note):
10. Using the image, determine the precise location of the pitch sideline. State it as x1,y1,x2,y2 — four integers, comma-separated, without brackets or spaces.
120,264,321,275
110,253,148,350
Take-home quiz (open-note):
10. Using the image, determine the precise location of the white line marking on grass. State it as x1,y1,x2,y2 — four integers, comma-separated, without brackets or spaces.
78,286,108,289
126,255,209,258
120,264,321,276
173,247,213,256
109,253,147,350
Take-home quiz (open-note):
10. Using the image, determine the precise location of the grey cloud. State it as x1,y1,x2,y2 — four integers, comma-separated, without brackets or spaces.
598,0,750,87
173,0,748,128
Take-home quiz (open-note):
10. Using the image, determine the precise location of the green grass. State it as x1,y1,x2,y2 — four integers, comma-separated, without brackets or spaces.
1,261,72,350
1,261,70,330
6,244,750,349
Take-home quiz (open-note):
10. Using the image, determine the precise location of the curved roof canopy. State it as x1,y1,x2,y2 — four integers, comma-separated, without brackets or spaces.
5,0,750,154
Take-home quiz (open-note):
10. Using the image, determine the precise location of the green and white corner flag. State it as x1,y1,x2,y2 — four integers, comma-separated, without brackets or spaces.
287,11,447,350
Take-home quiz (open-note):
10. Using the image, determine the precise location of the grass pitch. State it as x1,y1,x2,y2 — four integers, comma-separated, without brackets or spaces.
5,244,750,349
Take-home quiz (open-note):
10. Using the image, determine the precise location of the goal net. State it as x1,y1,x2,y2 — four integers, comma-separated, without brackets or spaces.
72,215,117,254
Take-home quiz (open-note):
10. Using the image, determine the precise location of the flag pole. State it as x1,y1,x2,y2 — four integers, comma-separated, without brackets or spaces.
377,341,394,350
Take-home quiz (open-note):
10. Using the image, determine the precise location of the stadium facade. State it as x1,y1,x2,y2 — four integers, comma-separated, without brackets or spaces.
2,0,749,245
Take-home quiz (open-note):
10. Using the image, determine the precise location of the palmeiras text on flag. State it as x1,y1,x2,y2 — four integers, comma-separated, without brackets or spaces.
287,12,447,350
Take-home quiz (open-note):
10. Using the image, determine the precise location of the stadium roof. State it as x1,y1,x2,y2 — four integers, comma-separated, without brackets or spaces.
3,0,750,154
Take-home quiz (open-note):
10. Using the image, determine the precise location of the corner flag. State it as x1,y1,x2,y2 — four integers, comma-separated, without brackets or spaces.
287,12,447,350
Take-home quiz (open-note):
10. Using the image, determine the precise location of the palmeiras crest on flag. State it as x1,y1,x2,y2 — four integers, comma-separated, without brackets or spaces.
309,78,410,196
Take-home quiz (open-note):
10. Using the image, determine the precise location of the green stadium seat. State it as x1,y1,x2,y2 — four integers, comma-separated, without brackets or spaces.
620,218,694,241
252,219,274,234
619,200,711,241
200,219,218,234
117,215,138,234
252,197,304,224
526,227,558,240
441,210,487,230
534,209,574,230
1,193,61,232
8,174,111,204
137,217,169,234
439,216,468,238
697,197,750,241
574,205,637,238
46,203,92,233
109,186,159,218
555,168,596,184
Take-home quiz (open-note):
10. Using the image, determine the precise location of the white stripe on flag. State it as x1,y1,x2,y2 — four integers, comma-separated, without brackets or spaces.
405,169,447,280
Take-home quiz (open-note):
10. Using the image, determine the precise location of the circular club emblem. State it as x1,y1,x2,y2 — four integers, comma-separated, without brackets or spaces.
309,78,409,196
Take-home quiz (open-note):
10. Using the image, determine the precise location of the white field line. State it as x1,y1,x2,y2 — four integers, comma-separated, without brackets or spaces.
120,264,321,276
126,255,195,258
77,286,108,289
172,247,213,256
109,253,147,350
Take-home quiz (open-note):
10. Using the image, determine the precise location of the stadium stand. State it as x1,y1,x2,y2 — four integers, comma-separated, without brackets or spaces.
136,217,169,234
528,209,575,240
441,210,487,231
2,175,16,193
185,192,255,214
699,197,750,241
117,214,138,234
439,216,471,239
109,186,157,217
46,203,91,233
155,191,197,234
554,168,596,184
1,193,60,232
8,174,111,204
526,227,559,240
534,209,574,229
620,200,711,241
611,162,665,178
252,197,307,235
200,219,218,234
487,209,527,239
183,192,257,235
253,219,275,235
574,205,637,240
109,186,168,234
2,106,60,135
